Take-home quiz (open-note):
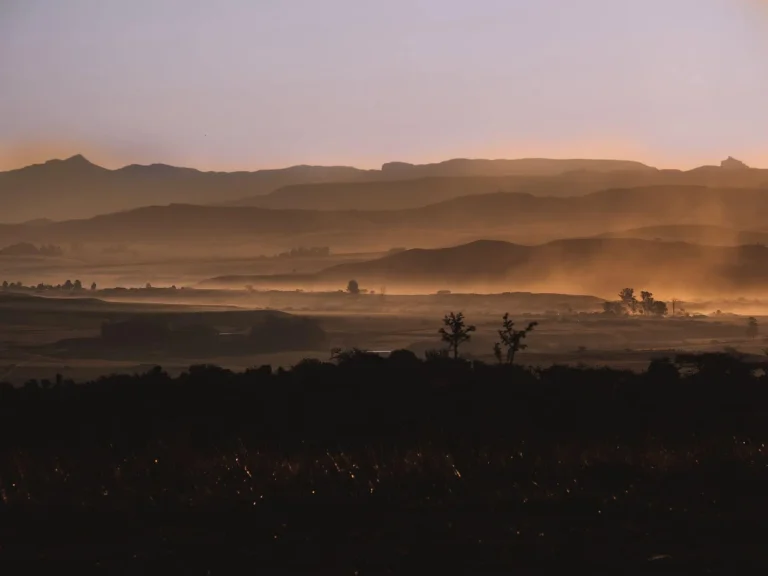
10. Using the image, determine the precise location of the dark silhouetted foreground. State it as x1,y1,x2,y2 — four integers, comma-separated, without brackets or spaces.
1,352,768,572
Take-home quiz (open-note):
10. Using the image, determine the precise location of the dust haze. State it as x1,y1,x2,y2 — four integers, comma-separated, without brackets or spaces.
8,2,768,568
1,154,768,381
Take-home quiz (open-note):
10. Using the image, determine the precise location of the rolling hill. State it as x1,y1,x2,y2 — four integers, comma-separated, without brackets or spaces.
0,155,373,223
5,153,767,223
226,161,768,211
200,238,768,298
594,225,768,246
378,158,653,177
0,155,653,223
3,186,768,249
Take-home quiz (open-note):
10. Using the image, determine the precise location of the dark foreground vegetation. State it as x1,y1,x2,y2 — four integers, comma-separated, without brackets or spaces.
2,351,768,572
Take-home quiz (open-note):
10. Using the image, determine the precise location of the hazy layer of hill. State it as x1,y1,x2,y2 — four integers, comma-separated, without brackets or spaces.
3,186,768,251
378,186,768,233
0,155,372,223
6,153,767,222
0,156,655,223
594,225,768,246
200,238,768,299
379,158,653,177
227,164,768,211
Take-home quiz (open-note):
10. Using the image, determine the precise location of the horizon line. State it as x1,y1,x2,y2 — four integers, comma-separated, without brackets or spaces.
5,152,758,174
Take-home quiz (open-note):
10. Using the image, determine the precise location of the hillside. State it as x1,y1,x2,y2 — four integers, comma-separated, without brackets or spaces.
227,163,768,211
4,186,768,250
378,158,654,177
0,155,372,223
594,225,768,246
384,186,768,231
5,153,766,223
0,204,377,245
225,171,663,210
200,238,768,298
0,155,653,223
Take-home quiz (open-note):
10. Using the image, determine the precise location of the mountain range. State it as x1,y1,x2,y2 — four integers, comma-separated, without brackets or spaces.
3,154,766,223
225,163,768,211
3,185,768,247
0,155,372,223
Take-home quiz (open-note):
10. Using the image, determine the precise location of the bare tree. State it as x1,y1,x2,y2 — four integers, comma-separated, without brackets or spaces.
439,312,476,360
493,313,538,364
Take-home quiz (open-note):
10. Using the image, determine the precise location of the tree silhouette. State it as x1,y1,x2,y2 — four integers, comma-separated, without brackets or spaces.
73,279,82,290
439,312,476,360
63,280,73,290
618,288,637,314
91,282,97,291
639,291,668,316
747,317,759,339
346,280,360,295
639,291,653,313
492,313,537,365
602,301,624,315
650,300,668,316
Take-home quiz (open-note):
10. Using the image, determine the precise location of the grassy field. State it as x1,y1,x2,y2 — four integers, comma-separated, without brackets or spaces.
0,287,765,383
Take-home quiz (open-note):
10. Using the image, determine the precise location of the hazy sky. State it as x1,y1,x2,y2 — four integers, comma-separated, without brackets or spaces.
2,0,768,170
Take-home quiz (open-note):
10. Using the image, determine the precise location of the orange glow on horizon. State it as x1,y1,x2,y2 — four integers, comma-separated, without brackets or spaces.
2,140,766,173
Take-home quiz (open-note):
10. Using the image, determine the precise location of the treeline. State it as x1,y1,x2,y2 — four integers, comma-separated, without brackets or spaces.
0,242,62,257
1,279,97,291
3,352,768,570
3,351,767,457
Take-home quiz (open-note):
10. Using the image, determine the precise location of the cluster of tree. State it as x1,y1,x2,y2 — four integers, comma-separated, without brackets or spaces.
344,279,383,295
346,279,361,294
602,288,668,316
0,242,63,257
3,351,768,464
4,348,766,433
1,279,97,291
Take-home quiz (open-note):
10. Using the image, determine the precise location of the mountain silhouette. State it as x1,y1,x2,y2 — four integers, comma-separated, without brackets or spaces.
0,156,372,223
379,158,653,177
227,166,768,211
5,155,768,223
1,155,655,223
3,185,768,246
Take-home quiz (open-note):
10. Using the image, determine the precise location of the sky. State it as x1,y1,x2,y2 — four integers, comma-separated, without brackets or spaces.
1,0,768,171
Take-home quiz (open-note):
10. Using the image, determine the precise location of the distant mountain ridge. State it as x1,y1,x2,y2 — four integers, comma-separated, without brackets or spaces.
227,159,768,211
379,158,654,177
0,155,373,223
0,155,654,223
3,153,765,223
2,185,768,248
